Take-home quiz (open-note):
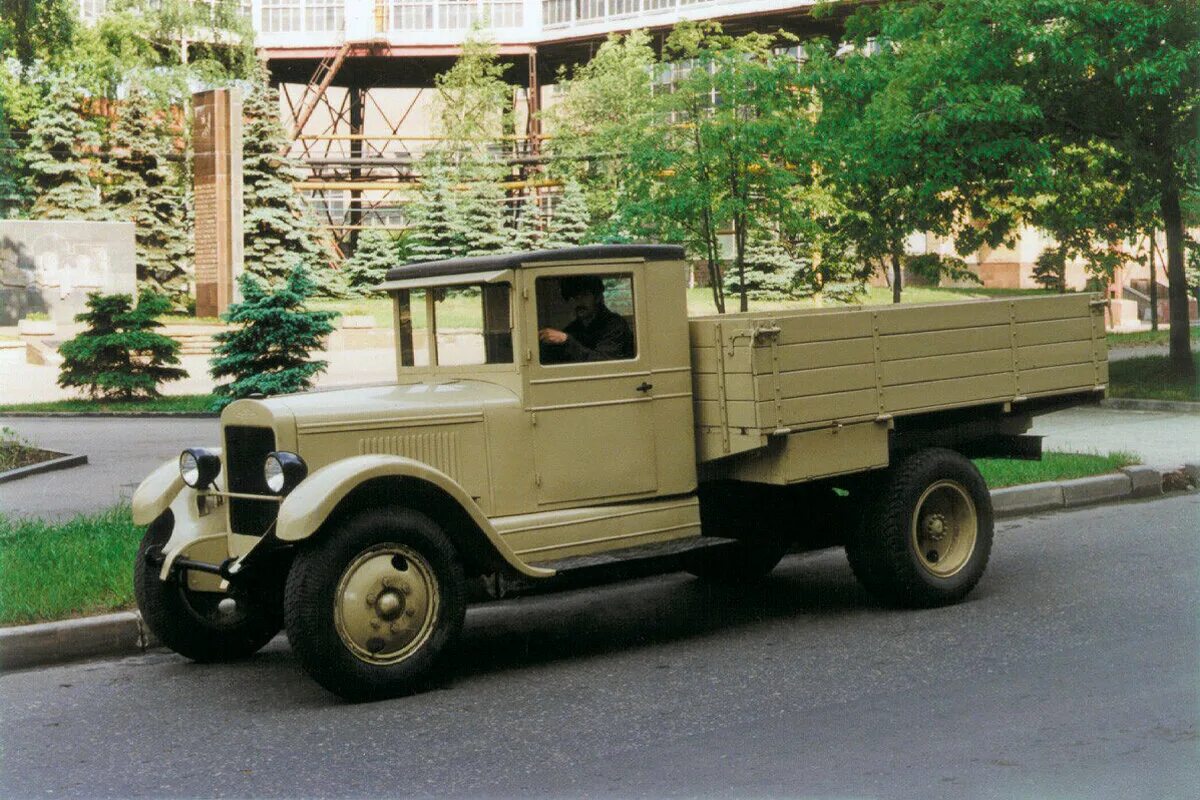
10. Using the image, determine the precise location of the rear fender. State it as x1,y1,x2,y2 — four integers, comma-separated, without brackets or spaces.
276,455,553,578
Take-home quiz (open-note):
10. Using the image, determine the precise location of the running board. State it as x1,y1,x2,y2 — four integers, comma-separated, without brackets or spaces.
534,535,740,574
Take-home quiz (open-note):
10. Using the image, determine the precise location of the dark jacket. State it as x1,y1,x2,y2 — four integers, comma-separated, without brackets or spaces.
544,306,634,363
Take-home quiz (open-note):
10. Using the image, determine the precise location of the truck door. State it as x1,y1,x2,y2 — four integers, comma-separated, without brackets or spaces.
524,265,659,506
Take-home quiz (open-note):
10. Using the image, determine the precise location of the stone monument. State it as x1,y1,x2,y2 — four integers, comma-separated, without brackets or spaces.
0,220,137,325
193,87,243,318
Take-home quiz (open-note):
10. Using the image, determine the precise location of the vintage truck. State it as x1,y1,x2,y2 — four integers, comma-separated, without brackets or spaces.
132,244,1108,700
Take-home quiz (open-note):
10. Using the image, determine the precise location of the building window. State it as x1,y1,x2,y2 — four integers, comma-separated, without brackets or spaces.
262,0,303,33
305,0,344,32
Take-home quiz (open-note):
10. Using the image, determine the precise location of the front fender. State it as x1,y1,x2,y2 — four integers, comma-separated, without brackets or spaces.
132,457,187,526
275,455,553,578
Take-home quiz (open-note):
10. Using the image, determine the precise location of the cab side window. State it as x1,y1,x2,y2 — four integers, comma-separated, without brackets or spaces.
536,274,637,365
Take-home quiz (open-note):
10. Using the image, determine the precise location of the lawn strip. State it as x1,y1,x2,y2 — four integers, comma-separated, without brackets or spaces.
974,451,1139,489
0,394,218,414
1107,353,1200,402
0,506,141,627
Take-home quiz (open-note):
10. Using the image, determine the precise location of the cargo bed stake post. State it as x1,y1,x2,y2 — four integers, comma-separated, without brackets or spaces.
714,322,730,454
1008,300,1021,401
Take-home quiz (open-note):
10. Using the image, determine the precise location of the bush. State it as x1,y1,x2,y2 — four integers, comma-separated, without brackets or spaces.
57,291,186,400
208,267,338,410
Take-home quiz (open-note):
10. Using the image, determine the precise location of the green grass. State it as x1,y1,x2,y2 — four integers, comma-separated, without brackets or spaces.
973,450,1139,489
1107,353,1200,402
0,394,218,414
685,285,1050,315
0,506,142,626
1106,326,1200,349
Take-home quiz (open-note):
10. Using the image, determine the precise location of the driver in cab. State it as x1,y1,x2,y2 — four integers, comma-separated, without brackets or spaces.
538,275,634,363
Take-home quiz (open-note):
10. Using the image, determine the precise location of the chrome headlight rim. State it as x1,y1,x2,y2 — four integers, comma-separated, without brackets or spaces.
179,448,220,489
264,451,307,495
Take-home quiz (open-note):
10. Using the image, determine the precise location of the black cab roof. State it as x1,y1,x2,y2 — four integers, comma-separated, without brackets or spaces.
383,244,686,282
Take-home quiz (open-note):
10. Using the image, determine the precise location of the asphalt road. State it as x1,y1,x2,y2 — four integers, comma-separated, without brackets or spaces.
2,493,1197,799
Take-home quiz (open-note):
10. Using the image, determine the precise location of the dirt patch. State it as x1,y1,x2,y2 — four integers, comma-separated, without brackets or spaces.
0,446,65,472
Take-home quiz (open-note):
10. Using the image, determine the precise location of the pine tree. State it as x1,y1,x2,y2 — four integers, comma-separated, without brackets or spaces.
543,179,591,249
513,191,545,251
407,154,463,262
343,228,401,295
241,63,334,292
456,159,511,256
723,225,810,301
105,85,190,304
57,290,186,400
208,266,338,409
25,73,105,220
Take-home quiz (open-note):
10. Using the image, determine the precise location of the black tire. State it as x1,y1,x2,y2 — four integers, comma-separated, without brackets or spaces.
134,511,284,662
283,507,466,702
845,448,994,608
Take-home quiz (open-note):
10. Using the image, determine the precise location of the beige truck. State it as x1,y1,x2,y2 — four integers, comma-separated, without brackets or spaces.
132,245,1107,700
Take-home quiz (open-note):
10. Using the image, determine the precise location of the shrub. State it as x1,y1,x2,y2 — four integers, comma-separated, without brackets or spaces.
208,267,338,410
57,291,186,400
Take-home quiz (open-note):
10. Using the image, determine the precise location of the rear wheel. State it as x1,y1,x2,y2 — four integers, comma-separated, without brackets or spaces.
134,511,283,662
845,448,993,607
284,507,466,701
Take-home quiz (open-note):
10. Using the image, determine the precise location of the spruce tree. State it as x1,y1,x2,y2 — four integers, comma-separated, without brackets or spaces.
513,191,545,252
25,73,105,220
209,266,338,409
456,159,511,256
723,226,810,301
543,179,591,249
0,91,25,218
241,64,334,292
343,228,401,295
406,154,463,262
57,290,186,400
105,85,190,304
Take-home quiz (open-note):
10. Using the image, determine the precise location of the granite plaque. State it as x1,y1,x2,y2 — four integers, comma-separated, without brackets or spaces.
193,88,244,318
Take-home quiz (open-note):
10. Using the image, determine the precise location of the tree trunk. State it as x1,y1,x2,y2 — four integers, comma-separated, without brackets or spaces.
1148,234,1158,332
891,251,902,304
735,218,748,313
1160,183,1194,377
702,208,724,314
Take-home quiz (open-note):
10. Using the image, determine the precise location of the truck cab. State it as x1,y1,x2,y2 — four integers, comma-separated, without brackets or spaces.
131,244,1107,701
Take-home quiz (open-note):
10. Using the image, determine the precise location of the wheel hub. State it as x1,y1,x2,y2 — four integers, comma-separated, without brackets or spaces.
910,481,979,578
334,545,439,665
923,513,948,540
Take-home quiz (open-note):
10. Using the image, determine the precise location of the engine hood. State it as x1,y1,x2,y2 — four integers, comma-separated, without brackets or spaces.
265,380,518,436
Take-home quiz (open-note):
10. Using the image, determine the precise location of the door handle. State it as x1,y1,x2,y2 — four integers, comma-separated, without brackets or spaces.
636,382,653,393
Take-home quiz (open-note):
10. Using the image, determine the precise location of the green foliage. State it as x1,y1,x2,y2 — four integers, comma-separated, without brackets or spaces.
209,267,338,409
0,426,38,472
0,90,25,218
407,154,464,262
57,290,186,400
973,451,1139,489
1107,353,1200,402
343,229,402,295
457,159,512,256
622,24,812,313
0,394,217,414
723,226,812,301
0,0,77,67
242,63,339,294
903,254,982,287
543,30,658,236
513,192,546,251
543,179,590,249
24,72,106,220
105,84,190,304
434,32,513,160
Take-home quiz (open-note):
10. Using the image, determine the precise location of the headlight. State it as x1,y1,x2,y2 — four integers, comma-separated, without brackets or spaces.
264,451,307,495
179,448,220,488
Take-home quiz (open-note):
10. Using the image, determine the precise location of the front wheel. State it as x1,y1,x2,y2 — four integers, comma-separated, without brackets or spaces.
845,448,993,608
283,507,466,701
134,511,283,662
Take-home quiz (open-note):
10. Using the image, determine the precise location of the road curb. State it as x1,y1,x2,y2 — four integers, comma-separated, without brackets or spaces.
1101,398,1200,414
0,451,88,484
1,468,1192,673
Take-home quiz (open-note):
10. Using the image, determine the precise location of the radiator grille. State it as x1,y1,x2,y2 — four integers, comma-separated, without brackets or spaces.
224,425,277,536
359,431,461,479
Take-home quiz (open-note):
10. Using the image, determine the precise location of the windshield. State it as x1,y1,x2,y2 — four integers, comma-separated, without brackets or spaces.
396,284,514,368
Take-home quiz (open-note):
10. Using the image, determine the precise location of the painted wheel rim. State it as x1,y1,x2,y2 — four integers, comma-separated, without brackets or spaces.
334,544,439,665
910,480,978,578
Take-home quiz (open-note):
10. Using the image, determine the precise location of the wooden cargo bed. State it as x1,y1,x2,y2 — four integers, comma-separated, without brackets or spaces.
689,294,1108,468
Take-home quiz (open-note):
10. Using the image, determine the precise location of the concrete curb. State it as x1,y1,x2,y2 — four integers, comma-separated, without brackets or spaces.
0,411,218,418
1101,398,1200,414
1,466,1192,673
0,611,158,671
0,451,88,484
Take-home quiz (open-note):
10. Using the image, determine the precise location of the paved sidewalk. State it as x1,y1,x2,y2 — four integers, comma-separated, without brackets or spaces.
1031,406,1200,468
0,417,218,520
